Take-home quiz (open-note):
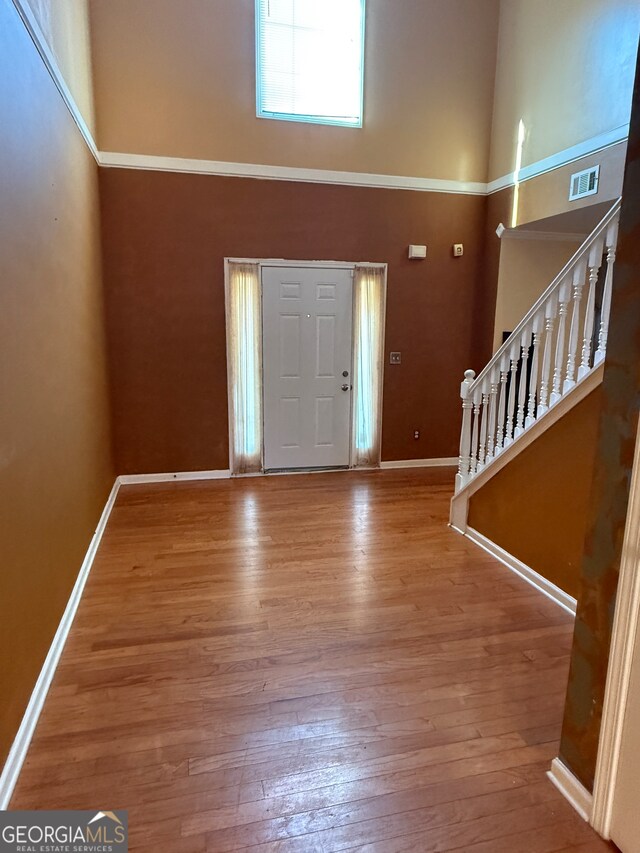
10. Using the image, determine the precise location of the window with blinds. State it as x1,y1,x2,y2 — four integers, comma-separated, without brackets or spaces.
255,0,365,127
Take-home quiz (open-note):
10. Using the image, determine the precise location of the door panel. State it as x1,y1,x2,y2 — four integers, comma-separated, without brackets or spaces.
279,314,300,377
263,266,353,470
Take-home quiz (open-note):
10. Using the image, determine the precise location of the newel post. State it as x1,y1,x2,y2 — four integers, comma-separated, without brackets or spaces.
456,369,476,493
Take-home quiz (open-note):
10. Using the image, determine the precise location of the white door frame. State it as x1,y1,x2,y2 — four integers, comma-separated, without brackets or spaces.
224,258,387,475
591,415,640,837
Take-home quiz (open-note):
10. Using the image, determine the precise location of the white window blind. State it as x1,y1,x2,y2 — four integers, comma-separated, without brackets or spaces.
256,0,365,127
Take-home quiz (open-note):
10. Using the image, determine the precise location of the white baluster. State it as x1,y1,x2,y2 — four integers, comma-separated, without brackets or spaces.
477,386,489,470
578,238,604,380
455,369,476,492
594,217,619,366
550,279,571,406
504,343,519,447
486,368,499,460
470,391,481,474
563,260,587,393
525,313,543,428
494,355,509,454
537,295,556,416
514,330,531,438
453,204,620,494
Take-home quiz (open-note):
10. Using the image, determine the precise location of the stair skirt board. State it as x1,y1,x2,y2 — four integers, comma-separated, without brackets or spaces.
548,758,593,823
460,526,577,616
452,365,604,510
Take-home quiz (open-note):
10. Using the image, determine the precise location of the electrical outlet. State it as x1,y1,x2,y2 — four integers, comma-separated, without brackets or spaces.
453,243,464,257
390,352,401,364
414,430,420,440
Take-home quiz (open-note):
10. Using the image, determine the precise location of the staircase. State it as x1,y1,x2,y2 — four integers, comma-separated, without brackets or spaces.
450,199,621,533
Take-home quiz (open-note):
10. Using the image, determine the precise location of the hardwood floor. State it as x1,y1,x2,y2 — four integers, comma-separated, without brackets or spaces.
11,468,615,852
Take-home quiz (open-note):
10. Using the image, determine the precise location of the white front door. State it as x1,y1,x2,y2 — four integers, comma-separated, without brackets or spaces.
262,266,353,470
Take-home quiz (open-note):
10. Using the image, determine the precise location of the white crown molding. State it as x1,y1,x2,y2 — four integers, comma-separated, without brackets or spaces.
548,758,593,822
98,151,489,195
487,126,629,195
462,527,577,616
0,477,120,809
10,0,98,161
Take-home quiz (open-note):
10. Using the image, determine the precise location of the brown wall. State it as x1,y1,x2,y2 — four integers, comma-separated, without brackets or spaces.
89,0,499,183
0,0,113,766
99,168,490,473
490,0,640,181
468,387,603,599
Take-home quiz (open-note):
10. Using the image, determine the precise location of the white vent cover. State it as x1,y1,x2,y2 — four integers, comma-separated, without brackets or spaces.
569,165,600,201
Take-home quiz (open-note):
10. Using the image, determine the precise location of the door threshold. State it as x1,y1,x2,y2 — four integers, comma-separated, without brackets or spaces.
264,466,350,475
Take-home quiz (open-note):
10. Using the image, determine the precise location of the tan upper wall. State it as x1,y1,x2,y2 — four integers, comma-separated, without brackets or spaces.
22,0,95,132
492,236,581,351
489,0,640,182
89,0,500,182
0,0,113,766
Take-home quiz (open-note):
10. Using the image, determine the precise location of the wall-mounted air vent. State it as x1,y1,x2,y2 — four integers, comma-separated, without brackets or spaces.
569,165,600,201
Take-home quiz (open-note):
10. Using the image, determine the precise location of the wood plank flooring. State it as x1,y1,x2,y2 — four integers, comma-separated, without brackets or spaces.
11,469,616,852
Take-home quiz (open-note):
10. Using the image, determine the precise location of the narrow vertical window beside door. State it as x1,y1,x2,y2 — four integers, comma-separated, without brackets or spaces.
353,265,386,467
226,262,262,473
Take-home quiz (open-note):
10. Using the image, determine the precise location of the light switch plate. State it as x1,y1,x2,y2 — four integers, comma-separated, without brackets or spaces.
390,352,401,364
453,243,464,257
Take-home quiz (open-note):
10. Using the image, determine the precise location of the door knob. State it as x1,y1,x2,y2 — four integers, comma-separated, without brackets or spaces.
341,384,350,392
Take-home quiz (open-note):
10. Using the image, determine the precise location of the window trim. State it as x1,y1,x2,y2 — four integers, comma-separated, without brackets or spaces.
254,0,366,129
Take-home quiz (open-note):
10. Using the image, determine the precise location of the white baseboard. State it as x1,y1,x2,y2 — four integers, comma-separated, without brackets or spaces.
117,469,231,485
547,757,593,822
380,458,457,469
0,477,121,809
463,527,577,616
119,463,456,483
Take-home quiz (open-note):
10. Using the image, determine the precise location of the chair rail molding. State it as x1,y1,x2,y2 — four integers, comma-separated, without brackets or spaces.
8,0,629,198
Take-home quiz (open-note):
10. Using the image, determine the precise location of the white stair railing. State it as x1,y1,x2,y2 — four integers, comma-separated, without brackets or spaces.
455,199,621,494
